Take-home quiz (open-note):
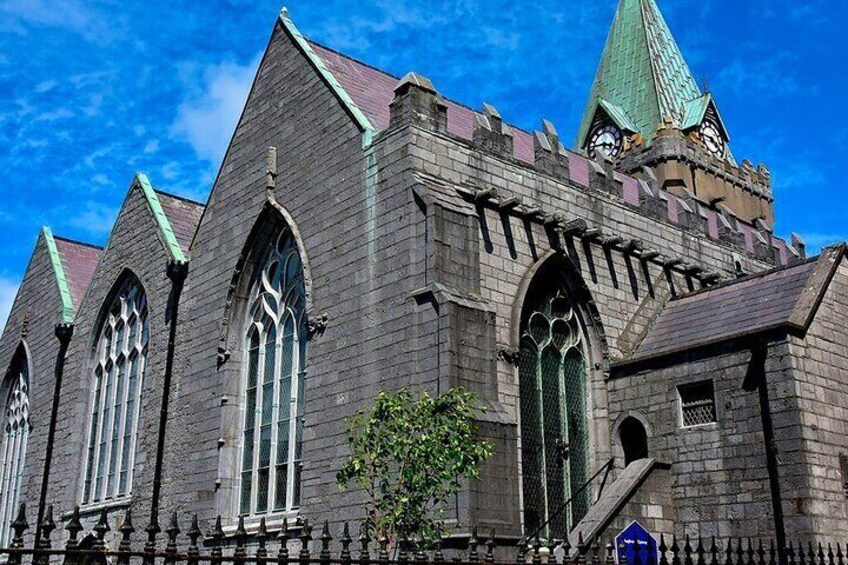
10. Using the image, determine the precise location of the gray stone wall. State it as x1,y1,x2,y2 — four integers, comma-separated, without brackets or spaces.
787,261,848,539
0,234,64,544
46,184,177,539
608,339,812,541
162,21,423,537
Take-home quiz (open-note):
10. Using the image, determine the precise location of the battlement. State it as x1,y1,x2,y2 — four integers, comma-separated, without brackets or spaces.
383,73,801,269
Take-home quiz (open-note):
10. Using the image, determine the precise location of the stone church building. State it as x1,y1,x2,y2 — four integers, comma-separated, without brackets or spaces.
2,0,847,551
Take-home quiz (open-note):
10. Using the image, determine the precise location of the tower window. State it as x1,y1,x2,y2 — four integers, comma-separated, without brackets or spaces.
678,380,716,427
0,347,30,548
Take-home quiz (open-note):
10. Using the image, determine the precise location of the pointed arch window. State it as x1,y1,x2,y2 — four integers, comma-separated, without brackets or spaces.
240,227,307,516
518,271,590,538
0,349,30,548
83,276,148,505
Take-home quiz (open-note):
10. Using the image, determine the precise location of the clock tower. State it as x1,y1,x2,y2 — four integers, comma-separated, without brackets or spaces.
577,0,774,227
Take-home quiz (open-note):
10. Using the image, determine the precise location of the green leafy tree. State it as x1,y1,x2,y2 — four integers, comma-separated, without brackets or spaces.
337,387,494,543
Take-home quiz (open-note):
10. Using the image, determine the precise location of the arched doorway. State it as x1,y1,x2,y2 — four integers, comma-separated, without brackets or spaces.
619,417,648,466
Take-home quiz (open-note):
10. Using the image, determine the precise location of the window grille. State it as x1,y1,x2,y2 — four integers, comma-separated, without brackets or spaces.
240,228,307,517
83,277,148,505
678,381,716,427
0,354,29,548
518,290,588,539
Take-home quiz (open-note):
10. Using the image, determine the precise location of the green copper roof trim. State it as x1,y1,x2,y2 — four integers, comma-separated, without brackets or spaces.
134,172,188,264
42,226,75,324
577,0,703,148
600,99,639,133
279,7,376,148
681,93,730,140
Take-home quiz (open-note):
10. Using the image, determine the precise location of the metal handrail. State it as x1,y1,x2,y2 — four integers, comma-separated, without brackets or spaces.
526,457,615,543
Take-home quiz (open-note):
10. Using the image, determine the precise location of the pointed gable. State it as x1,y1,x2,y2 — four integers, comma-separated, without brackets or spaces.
577,0,702,148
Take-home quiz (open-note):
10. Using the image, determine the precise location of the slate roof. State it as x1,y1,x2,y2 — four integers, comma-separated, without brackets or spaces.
623,245,847,364
53,237,101,314
309,42,536,165
576,0,703,148
300,19,793,265
155,191,205,255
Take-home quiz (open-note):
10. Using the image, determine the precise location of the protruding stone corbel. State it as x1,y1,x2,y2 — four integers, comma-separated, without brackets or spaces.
700,271,722,286
499,195,522,211
583,227,604,241
389,72,448,133
663,258,682,269
625,239,644,255
473,103,514,158
265,146,278,192
543,213,565,230
522,206,545,221
475,186,498,204
562,219,588,238
639,249,660,262
497,346,520,366
307,312,329,338
217,344,231,369
601,235,623,248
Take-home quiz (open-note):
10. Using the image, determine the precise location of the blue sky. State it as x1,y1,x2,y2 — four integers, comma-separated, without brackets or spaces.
1,0,846,329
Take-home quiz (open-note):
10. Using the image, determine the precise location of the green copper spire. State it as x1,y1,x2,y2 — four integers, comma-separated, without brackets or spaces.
576,0,702,149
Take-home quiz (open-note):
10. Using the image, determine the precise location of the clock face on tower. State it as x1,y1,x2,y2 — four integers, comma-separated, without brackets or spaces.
699,119,725,159
588,124,623,159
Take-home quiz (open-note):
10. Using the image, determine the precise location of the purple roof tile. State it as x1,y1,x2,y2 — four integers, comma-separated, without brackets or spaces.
155,191,205,254
53,238,101,313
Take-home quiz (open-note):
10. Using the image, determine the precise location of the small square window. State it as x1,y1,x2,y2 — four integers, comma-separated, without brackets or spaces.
678,380,716,427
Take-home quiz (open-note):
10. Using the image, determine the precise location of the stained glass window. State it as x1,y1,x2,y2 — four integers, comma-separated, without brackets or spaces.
83,277,148,505
0,352,29,548
519,289,589,539
240,228,307,516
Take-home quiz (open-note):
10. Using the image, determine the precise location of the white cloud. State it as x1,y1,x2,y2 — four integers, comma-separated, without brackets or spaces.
170,56,260,164
143,139,160,154
0,277,19,337
69,201,119,236
35,80,57,93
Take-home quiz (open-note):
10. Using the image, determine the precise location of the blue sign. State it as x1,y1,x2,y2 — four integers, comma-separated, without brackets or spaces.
615,522,658,565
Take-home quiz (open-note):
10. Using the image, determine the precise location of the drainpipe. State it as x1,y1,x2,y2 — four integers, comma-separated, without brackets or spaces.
746,340,787,565
146,260,188,551
34,323,74,546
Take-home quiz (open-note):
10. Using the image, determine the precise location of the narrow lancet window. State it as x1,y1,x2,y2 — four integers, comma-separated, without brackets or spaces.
519,273,590,539
240,227,307,516
83,276,148,505
0,350,30,548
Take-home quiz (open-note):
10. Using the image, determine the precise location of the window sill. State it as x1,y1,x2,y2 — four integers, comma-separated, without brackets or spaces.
61,499,132,521
679,422,718,430
220,511,304,537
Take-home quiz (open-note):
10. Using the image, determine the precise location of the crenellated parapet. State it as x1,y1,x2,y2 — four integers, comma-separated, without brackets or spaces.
617,126,775,227
384,73,802,269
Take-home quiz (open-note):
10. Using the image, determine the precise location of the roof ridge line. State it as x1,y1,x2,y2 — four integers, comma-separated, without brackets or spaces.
669,253,820,302
52,235,104,251
153,188,206,207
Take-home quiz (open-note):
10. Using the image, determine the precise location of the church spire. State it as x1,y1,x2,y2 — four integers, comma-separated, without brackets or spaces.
576,0,708,152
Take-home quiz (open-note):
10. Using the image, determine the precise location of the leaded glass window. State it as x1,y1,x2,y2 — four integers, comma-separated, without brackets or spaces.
519,290,589,538
240,228,307,516
678,381,716,427
0,355,29,548
83,277,148,505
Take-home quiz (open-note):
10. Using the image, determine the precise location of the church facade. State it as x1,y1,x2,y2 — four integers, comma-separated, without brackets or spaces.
2,0,847,551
